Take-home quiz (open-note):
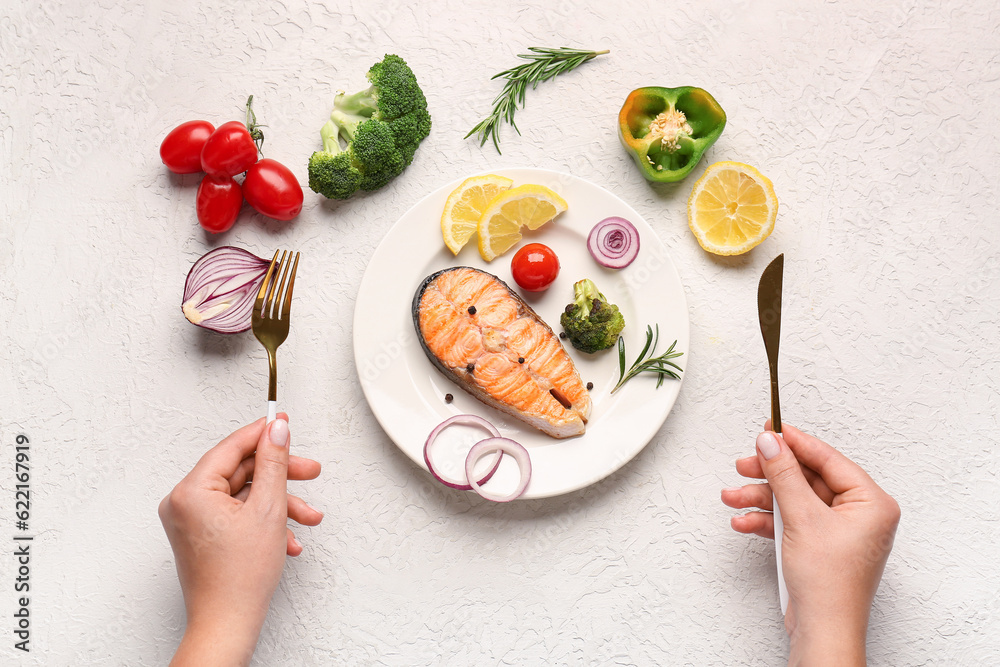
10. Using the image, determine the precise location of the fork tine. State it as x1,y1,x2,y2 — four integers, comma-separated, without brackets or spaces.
271,251,293,319
263,250,287,318
255,250,281,312
280,252,300,320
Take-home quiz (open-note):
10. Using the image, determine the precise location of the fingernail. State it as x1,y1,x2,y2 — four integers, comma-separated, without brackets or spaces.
757,431,780,460
722,487,742,493
306,503,324,517
269,419,289,447
291,536,302,550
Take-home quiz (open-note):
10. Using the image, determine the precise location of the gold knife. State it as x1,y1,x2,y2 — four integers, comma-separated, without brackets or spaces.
757,253,789,614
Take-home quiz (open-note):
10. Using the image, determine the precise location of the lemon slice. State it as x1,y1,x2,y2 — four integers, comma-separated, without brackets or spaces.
477,184,569,261
687,161,778,255
441,174,514,255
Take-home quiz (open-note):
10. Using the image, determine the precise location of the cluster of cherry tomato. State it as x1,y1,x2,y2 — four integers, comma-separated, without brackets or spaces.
159,100,303,233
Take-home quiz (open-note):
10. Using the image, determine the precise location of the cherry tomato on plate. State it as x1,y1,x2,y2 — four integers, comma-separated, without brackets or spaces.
242,158,303,221
160,120,214,174
196,176,243,233
200,121,259,177
511,243,560,292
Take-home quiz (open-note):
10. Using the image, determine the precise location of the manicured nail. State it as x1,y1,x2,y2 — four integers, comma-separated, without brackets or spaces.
270,419,289,447
757,431,780,460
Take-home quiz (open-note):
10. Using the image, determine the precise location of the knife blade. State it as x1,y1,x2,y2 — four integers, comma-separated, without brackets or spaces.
758,254,783,433
757,253,789,614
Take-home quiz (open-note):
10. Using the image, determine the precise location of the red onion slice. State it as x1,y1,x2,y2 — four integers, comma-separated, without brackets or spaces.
588,216,640,269
465,437,531,502
424,415,503,490
181,246,270,333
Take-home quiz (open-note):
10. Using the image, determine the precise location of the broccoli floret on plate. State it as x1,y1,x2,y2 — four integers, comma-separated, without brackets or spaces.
560,279,626,353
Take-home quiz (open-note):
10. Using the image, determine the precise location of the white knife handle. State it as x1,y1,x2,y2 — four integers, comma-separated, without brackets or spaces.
266,400,277,424
774,492,789,614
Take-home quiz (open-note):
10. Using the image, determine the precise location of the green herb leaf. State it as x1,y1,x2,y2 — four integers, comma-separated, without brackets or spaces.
465,47,609,154
612,325,684,394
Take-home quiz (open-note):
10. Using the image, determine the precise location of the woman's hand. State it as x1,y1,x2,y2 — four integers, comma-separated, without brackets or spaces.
722,422,900,666
159,415,323,666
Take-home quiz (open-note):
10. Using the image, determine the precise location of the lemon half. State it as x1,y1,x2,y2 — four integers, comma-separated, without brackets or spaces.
687,161,778,255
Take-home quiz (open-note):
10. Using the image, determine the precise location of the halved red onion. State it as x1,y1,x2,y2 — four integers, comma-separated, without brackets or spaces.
424,415,503,490
466,437,531,502
588,216,640,269
181,246,269,333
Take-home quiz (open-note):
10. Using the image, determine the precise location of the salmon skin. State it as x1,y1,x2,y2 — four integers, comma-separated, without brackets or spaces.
413,267,592,438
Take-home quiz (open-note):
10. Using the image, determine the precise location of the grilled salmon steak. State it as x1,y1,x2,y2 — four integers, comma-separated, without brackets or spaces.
413,267,591,438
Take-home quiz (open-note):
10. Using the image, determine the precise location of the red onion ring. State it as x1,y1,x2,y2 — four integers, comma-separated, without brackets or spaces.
587,216,640,269
182,246,270,333
424,415,503,490
465,437,531,502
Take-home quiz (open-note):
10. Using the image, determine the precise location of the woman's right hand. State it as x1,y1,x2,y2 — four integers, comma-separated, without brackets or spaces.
722,422,901,666
159,416,323,666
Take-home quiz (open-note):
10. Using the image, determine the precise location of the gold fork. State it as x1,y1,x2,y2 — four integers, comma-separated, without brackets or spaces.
252,250,300,422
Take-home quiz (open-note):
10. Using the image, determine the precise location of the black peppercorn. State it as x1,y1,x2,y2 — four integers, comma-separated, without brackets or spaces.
518,357,525,364
559,332,567,339
466,363,475,372
468,306,477,315
445,393,453,403
586,382,593,390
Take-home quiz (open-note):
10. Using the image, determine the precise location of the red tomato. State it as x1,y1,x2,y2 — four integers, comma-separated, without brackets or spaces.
196,176,243,233
160,120,214,174
200,121,259,177
511,243,560,292
242,159,303,221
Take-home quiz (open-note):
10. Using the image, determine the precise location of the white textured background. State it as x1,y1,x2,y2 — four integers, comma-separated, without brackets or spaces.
2,0,998,664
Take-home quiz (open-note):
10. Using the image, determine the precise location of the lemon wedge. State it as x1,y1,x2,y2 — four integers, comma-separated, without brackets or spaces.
441,174,514,255
477,184,568,261
687,161,778,255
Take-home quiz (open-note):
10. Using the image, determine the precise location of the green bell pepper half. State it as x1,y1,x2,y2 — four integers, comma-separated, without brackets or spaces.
618,86,726,183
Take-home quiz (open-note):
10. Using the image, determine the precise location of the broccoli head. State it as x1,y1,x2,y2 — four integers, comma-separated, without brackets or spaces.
308,54,431,200
559,279,626,353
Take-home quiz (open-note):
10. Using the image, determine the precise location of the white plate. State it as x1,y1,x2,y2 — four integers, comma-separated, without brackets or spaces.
353,168,689,499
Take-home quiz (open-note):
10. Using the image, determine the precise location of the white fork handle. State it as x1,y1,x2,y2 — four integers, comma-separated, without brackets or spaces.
774,493,789,614
266,400,277,423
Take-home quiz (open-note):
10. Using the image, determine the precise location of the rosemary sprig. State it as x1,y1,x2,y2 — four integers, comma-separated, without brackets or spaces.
611,325,684,394
465,46,609,154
